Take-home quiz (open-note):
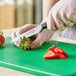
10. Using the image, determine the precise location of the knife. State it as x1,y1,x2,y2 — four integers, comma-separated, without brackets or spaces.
11,20,76,42
11,20,47,42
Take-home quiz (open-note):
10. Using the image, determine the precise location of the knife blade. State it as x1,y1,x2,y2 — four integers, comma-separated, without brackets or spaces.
11,20,47,42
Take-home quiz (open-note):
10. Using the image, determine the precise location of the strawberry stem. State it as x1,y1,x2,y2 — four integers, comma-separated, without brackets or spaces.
0,40,3,42
19,36,32,50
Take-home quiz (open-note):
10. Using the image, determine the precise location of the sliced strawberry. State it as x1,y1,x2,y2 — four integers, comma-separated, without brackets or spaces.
48,47,54,51
43,50,56,59
54,48,65,58
51,45,56,49
48,45,56,51
54,48,68,57
62,51,68,57
54,48,63,53
56,53,65,59
59,48,68,57
44,45,68,59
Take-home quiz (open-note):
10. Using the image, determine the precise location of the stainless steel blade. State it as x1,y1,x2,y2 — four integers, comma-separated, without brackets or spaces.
11,20,47,42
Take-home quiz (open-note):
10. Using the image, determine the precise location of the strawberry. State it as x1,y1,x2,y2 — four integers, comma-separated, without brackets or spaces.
18,35,36,50
43,49,56,59
51,45,56,49
18,36,32,50
48,45,56,51
54,48,63,53
0,31,5,46
56,53,65,59
62,51,68,57
54,48,68,57
43,45,68,59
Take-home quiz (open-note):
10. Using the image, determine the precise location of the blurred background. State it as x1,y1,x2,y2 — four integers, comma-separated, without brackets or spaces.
0,0,42,29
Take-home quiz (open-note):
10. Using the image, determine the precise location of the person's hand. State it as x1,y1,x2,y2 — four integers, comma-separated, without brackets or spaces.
47,0,76,31
11,24,54,48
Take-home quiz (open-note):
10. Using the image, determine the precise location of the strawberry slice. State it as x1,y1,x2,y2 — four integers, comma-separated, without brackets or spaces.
62,51,68,57
43,50,56,59
48,45,56,51
51,45,56,49
43,45,68,59
48,47,53,51
56,53,65,59
54,48,63,53
54,48,68,57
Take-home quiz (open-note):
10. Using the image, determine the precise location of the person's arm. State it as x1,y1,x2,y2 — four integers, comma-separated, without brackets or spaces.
43,0,59,20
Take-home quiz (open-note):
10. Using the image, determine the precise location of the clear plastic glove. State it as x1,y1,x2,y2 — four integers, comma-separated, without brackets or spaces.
47,0,76,30
11,24,54,48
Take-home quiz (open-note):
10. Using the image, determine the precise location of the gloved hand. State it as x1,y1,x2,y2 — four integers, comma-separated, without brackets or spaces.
47,0,76,30
11,24,54,48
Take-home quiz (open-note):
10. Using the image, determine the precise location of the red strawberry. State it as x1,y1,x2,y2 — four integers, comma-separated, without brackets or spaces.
0,31,5,46
43,45,68,59
18,36,32,50
51,45,56,49
56,53,65,59
54,48,68,57
48,45,56,51
54,48,63,53
48,47,54,51
62,51,68,57
43,49,56,59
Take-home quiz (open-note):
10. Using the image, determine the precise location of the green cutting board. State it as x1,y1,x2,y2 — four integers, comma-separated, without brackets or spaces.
0,37,76,76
